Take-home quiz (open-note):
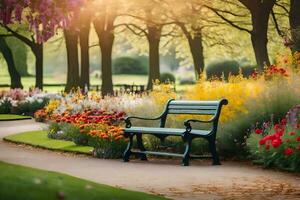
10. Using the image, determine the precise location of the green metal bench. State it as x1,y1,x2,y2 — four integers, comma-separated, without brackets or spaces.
123,99,228,166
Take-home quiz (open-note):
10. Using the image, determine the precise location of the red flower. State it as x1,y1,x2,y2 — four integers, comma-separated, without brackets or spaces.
263,135,274,141
284,147,293,155
281,118,287,126
296,136,300,142
265,144,270,151
272,139,282,148
274,133,281,139
286,138,290,143
259,139,266,145
255,128,262,134
274,124,280,131
290,131,295,136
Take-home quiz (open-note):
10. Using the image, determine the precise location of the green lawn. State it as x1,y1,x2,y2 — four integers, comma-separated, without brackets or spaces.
0,75,149,92
0,114,31,121
4,131,93,154
0,161,166,200
0,74,191,92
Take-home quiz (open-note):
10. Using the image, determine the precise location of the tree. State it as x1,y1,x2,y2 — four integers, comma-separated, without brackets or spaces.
93,1,120,95
1,25,44,89
5,37,30,76
0,37,23,88
79,10,91,89
207,0,276,70
64,27,80,92
0,0,85,89
120,0,174,89
163,0,206,80
289,0,300,52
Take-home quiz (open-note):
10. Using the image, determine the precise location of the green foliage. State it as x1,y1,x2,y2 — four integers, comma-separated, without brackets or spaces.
145,136,209,156
88,137,127,159
206,60,240,81
14,99,48,116
0,161,166,200
48,123,89,145
160,72,176,83
68,125,89,146
113,56,148,75
241,65,256,78
0,99,12,114
218,80,300,158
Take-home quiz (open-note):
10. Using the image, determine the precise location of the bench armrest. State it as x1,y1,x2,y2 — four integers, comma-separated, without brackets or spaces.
183,118,214,133
125,116,162,128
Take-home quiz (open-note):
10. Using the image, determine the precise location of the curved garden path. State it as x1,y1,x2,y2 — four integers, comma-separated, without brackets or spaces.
0,120,300,200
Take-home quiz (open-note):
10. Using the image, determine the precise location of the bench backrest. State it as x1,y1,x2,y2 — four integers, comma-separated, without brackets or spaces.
160,99,228,127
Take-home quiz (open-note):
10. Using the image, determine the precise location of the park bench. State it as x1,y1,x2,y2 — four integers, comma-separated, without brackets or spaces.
123,98,228,166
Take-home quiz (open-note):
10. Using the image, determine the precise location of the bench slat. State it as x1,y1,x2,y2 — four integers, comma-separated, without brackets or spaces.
124,127,211,136
168,109,216,115
168,105,218,110
169,100,221,106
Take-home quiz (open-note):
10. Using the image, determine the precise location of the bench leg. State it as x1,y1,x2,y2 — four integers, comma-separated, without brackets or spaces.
208,137,221,165
123,134,133,162
182,138,191,166
136,134,147,161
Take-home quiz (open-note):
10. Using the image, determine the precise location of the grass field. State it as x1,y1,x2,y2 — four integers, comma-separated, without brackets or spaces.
0,114,31,121
0,161,166,200
0,75,149,92
0,74,191,92
4,131,93,154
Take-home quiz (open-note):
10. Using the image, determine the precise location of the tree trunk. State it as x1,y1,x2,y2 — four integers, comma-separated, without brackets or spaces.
94,17,115,96
187,32,205,80
79,13,91,89
0,37,23,89
79,29,90,90
147,25,162,90
248,1,275,70
99,32,114,96
5,37,30,76
290,0,300,53
64,29,80,92
31,43,43,90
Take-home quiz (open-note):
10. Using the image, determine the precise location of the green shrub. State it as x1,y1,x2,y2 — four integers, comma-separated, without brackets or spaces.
160,72,176,83
48,122,74,141
241,65,256,78
206,60,240,81
14,99,48,116
0,99,12,114
63,124,89,146
88,137,127,159
113,57,148,75
218,79,300,158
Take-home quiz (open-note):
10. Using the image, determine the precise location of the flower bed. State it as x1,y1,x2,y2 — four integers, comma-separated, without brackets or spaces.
47,109,127,158
0,88,59,116
247,106,300,172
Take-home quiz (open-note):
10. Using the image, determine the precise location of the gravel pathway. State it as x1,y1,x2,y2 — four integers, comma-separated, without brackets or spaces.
0,120,300,200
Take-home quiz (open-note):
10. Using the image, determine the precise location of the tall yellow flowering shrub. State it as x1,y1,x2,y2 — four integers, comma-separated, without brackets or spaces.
185,75,264,123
